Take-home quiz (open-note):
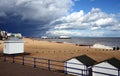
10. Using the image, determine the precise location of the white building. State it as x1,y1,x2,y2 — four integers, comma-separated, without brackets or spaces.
92,43,113,49
65,55,96,76
92,58,120,76
3,37,24,54
41,36,48,39
92,42,120,50
7,33,11,37
0,30,7,40
59,36,71,39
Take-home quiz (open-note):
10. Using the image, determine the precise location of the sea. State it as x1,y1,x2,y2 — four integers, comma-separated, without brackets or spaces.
35,37,120,46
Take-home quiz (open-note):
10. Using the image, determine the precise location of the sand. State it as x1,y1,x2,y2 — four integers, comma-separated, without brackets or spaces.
0,38,120,62
0,61,67,76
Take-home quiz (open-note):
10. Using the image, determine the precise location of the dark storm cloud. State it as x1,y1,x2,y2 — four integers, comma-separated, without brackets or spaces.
0,0,73,37
0,15,49,37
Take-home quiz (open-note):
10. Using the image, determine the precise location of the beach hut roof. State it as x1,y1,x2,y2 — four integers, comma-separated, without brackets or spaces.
106,58,120,69
9,37,22,41
4,37,23,42
74,55,96,67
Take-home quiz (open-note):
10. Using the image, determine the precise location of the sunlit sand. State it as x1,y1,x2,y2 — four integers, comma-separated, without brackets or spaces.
0,38,120,62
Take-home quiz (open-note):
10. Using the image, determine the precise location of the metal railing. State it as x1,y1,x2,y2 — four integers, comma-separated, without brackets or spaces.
0,55,119,76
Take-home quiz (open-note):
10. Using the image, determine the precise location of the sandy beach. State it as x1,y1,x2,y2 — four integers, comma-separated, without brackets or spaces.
0,38,120,62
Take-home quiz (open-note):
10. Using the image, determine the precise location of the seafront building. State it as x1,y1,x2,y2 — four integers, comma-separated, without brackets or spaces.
92,42,120,50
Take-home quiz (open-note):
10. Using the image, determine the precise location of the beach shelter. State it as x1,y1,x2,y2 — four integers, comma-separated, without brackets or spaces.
92,58,120,76
64,55,96,76
92,42,120,50
3,37,24,54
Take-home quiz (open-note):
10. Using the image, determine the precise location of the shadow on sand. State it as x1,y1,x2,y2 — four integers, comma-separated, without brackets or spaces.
0,52,31,57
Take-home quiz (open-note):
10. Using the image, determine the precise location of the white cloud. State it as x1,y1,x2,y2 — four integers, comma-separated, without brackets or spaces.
0,0,120,37
81,31,104,37
94,18,114,26
46,29,104,37
0,0,74,21
46,30,82,36
106,24,120,31
46,8,120,37
91,26,101,30
74,0,80,2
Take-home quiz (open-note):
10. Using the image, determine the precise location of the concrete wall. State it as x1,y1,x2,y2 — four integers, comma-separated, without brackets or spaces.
65,58,88,76
92,62,118,76
4,42,24,54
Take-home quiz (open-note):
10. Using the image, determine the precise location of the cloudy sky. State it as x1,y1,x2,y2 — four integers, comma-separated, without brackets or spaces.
0,0,120,37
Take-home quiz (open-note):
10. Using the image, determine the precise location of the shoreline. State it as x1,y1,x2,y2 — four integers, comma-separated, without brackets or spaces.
0,38,120,62
32,38,93,46
32,37,120,46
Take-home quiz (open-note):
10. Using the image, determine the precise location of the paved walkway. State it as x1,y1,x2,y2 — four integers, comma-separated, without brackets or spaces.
0,61,67,76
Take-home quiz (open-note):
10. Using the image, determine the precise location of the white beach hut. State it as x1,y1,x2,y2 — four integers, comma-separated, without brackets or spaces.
92,58,120,76
3,37,24,54
65,55,96,76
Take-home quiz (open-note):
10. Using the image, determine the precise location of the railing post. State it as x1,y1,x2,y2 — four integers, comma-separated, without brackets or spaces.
22,55,24,65
34,57,36,68
12,55,15,63
118,69,120,76
86,66,88,76
48,59,50,71
88,67,92,76
64,62,67,74
81,70,83,76
4,54,6,62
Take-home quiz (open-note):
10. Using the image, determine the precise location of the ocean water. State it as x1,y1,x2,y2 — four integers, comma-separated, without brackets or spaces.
37,37,120,46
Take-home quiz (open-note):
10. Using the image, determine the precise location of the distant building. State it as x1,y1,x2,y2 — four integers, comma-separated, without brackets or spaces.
59,36,71,39
92,43,113,49
0,30,23,40
11,33,22,39
3,37,24,54
41,36,48,39
65,55,96,76
92,58,120,76
7,33,11,37
92,42,120,50
0,30,7,40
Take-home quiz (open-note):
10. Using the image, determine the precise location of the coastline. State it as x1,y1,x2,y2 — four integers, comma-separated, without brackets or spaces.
0,38,120,63
33,37,120,46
